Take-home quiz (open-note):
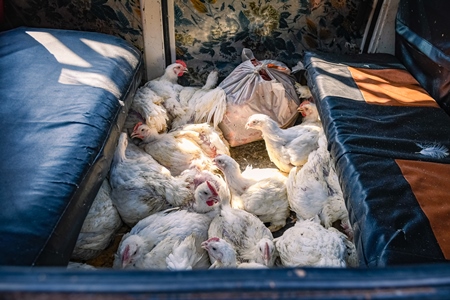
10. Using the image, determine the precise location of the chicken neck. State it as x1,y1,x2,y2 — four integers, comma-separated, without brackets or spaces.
140,129,163,144
259,120,289,144
158,68,179,84
222,163,255,196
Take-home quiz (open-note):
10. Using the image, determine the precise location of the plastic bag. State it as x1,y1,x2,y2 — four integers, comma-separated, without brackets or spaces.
218,48,300,147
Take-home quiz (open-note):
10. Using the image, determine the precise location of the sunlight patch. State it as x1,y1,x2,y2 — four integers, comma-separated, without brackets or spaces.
26,31,92,68
59,68,120,98
81,38,139,67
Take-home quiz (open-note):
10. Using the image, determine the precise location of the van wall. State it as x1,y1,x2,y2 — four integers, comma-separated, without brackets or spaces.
3,0,144,52
5,0,369,85
175,0,368,85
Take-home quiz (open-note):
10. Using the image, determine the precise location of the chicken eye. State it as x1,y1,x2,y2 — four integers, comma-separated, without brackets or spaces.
212,247,217,251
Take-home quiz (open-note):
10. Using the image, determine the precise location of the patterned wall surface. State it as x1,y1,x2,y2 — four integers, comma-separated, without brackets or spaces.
3,0,368,85
175,0,367,85
3,0,144,52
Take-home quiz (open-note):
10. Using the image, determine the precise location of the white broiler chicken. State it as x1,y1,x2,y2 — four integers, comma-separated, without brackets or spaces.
286,133,353,240
201,237,268,269
212,154,289,232
123,86,169,135
131,123,229,176
113,180,225,269
109,132,224,226
319,137,354,240
245,113,322,173
71,179,122,261
166,234,204,270
208,201,277,267
170,122,230,157
143,60,188,122
286,140,328,222
274,218,347,267
171,70,227,130
131,122,215,176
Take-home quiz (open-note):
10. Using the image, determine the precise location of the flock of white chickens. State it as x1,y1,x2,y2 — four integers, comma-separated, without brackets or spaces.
70,61,358,271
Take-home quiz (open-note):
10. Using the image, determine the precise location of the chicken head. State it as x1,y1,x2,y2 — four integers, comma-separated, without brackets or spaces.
255,238,277,267
115,235,144,269
174,60,187,77
192,180,221,213
244,114,270,131
130,122,158,141
201,237,237,268
297,101,319,123
162,60,187,81
212,154,231,173
212,154,252,196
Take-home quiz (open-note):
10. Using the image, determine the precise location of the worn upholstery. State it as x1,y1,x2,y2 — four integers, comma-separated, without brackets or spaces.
0,27,143,266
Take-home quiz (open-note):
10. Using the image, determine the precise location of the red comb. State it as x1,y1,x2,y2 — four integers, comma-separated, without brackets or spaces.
176,60,187,68
208,237,220,242
123,244,130,261
300,100,311,107
206,181,218,196
264,242,270,261
133,122,143,132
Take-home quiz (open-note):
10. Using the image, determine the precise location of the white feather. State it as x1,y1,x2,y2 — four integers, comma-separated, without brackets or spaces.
416,143,449,159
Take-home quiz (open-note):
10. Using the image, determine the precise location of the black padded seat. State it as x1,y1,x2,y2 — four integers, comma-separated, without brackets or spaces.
337,153,450,267
305,52,450,164
396,0,450,113
305,50,450,267
304,0,450,266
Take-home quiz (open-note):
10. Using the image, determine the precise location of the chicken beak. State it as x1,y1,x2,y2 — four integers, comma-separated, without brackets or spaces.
131,122,143,139
298,101,310,116
212,155,224,169
201,241,209,250
130,131,140,139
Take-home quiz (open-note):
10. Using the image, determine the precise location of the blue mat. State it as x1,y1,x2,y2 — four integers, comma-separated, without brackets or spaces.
0,27,143,266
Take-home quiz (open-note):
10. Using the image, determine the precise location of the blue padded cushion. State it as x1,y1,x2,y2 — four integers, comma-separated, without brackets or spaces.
0,27,142,266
